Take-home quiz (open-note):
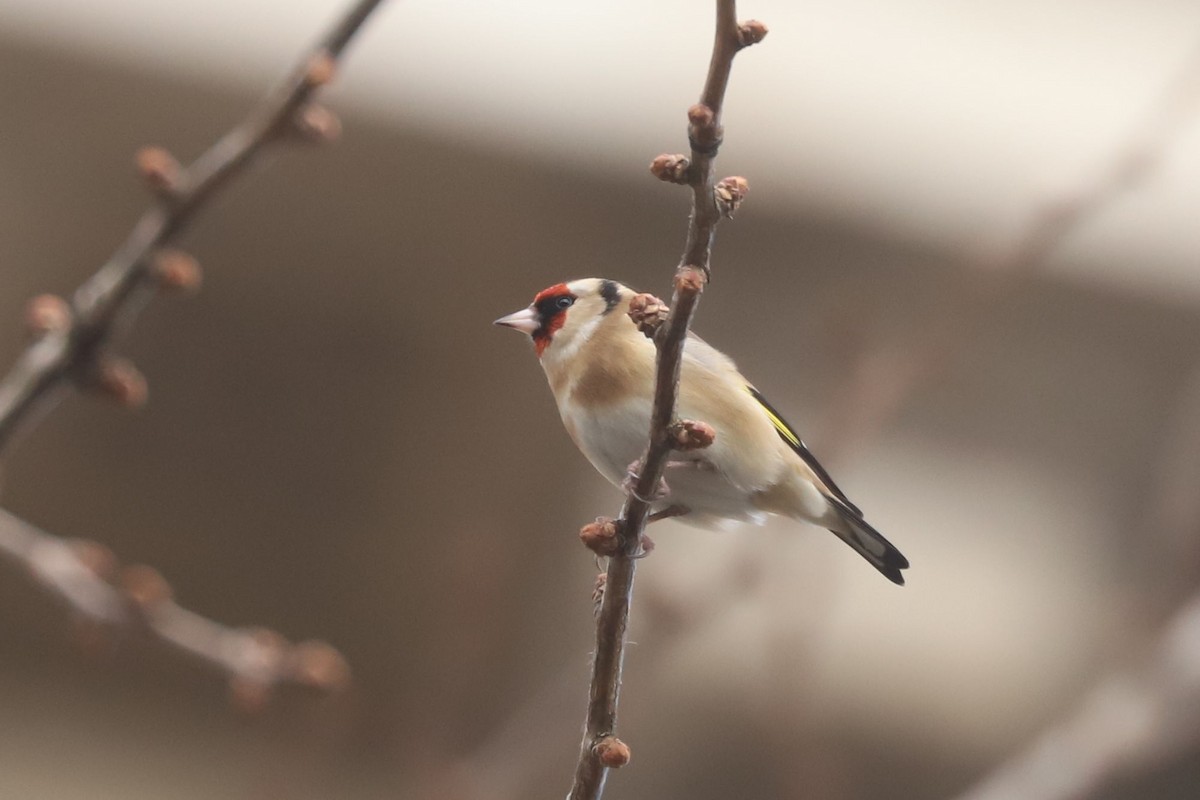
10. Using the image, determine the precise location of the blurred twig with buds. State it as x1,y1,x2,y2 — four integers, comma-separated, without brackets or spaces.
0,0,388,701
0,509,349,709
568,2,765,798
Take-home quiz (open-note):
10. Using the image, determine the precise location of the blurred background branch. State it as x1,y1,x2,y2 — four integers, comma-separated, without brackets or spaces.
0,0,386,451
0,508,348,708
0,0,387,705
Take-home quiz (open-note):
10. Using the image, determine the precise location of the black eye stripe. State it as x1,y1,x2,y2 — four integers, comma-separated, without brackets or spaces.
535,293,575,319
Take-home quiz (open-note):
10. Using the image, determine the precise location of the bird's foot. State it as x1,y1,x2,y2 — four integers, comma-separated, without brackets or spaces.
648,504,690,523
626,507,687,559
623,461,669,503
630,532,655,559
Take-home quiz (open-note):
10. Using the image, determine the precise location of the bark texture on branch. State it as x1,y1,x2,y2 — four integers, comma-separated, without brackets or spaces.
567,3,765,798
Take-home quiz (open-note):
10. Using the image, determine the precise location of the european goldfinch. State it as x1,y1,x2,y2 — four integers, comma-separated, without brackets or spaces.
495,278,909,585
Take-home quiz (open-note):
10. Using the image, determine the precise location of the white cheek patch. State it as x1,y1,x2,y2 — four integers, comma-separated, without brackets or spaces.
550,314,602,364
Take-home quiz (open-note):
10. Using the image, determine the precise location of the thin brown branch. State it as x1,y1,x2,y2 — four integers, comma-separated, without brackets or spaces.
0,507,348,707
568,3,764,798
0,0,388,453
816,40,1200,463
0,0,385,702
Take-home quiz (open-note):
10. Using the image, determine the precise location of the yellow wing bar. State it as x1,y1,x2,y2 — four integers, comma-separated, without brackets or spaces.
745,385,862,516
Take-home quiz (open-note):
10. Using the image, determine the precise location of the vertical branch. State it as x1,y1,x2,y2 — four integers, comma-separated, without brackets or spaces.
567,3,766,799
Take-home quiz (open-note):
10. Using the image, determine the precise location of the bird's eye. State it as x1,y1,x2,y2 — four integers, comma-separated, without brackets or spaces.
556,296,575,309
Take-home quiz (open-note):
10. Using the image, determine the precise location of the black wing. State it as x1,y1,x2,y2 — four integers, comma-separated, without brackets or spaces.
745,385,863,517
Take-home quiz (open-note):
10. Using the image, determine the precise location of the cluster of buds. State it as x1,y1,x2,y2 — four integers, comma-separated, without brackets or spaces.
627,293,670,338
580,517,622,558
737,19,769,48
152,249,203,293
94,358,149,409
668,419,716,451
593,736,632,768
135,146,183,199
303,50,337,88
24,294,71,337
674,265,707,294
715,176,750,218
650,153,690,184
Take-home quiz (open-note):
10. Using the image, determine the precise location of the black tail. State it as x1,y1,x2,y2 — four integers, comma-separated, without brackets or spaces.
826,499,909,585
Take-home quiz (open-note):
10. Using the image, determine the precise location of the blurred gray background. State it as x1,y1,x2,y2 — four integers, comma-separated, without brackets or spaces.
1,1,1200,798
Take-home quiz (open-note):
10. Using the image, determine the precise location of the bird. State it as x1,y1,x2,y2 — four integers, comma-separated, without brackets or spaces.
494,278,909,585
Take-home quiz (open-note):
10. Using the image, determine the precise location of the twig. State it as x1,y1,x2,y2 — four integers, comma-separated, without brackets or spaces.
567,3,765,798
0,0,388,453
815,41,1200,463
0,0,387,701
0,508,349,709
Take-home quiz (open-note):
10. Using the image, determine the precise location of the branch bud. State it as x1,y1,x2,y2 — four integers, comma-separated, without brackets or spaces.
134,146,182,197
687,103,723,154
650,153,690,184
627,293,669,338
24,294,72,336
674,266,707,295
293,640,352,692
293,104,342,143
687,103,715,129
69,539,118,581
152,250,203,293
580,517,621,558
594,736,631,768
668,419,716,451
95,358,148,409
120,564,173,611
737,19,769,48
715,176,750,218
304,50,337,88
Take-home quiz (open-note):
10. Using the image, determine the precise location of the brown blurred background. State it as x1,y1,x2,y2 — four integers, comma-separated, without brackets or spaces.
2,1,1200,798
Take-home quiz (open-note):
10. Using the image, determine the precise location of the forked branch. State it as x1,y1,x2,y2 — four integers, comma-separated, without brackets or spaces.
568,3,765,798
0,0,388,452
0,0,388,701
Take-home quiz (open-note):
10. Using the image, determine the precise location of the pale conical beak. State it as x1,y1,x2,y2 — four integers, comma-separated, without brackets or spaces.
493,306,540,334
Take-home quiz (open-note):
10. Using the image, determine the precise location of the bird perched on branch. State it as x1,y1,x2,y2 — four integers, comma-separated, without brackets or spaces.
495,278,909,585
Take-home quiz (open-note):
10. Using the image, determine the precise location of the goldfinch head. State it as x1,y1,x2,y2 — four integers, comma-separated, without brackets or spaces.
494,278,627,358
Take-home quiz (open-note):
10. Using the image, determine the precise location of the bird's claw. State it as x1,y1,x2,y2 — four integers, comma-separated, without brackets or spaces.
648,504,690,523
630,533,655,559
623,461,669,503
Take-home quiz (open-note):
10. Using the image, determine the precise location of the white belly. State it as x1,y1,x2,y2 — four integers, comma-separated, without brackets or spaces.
561,398,769,527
